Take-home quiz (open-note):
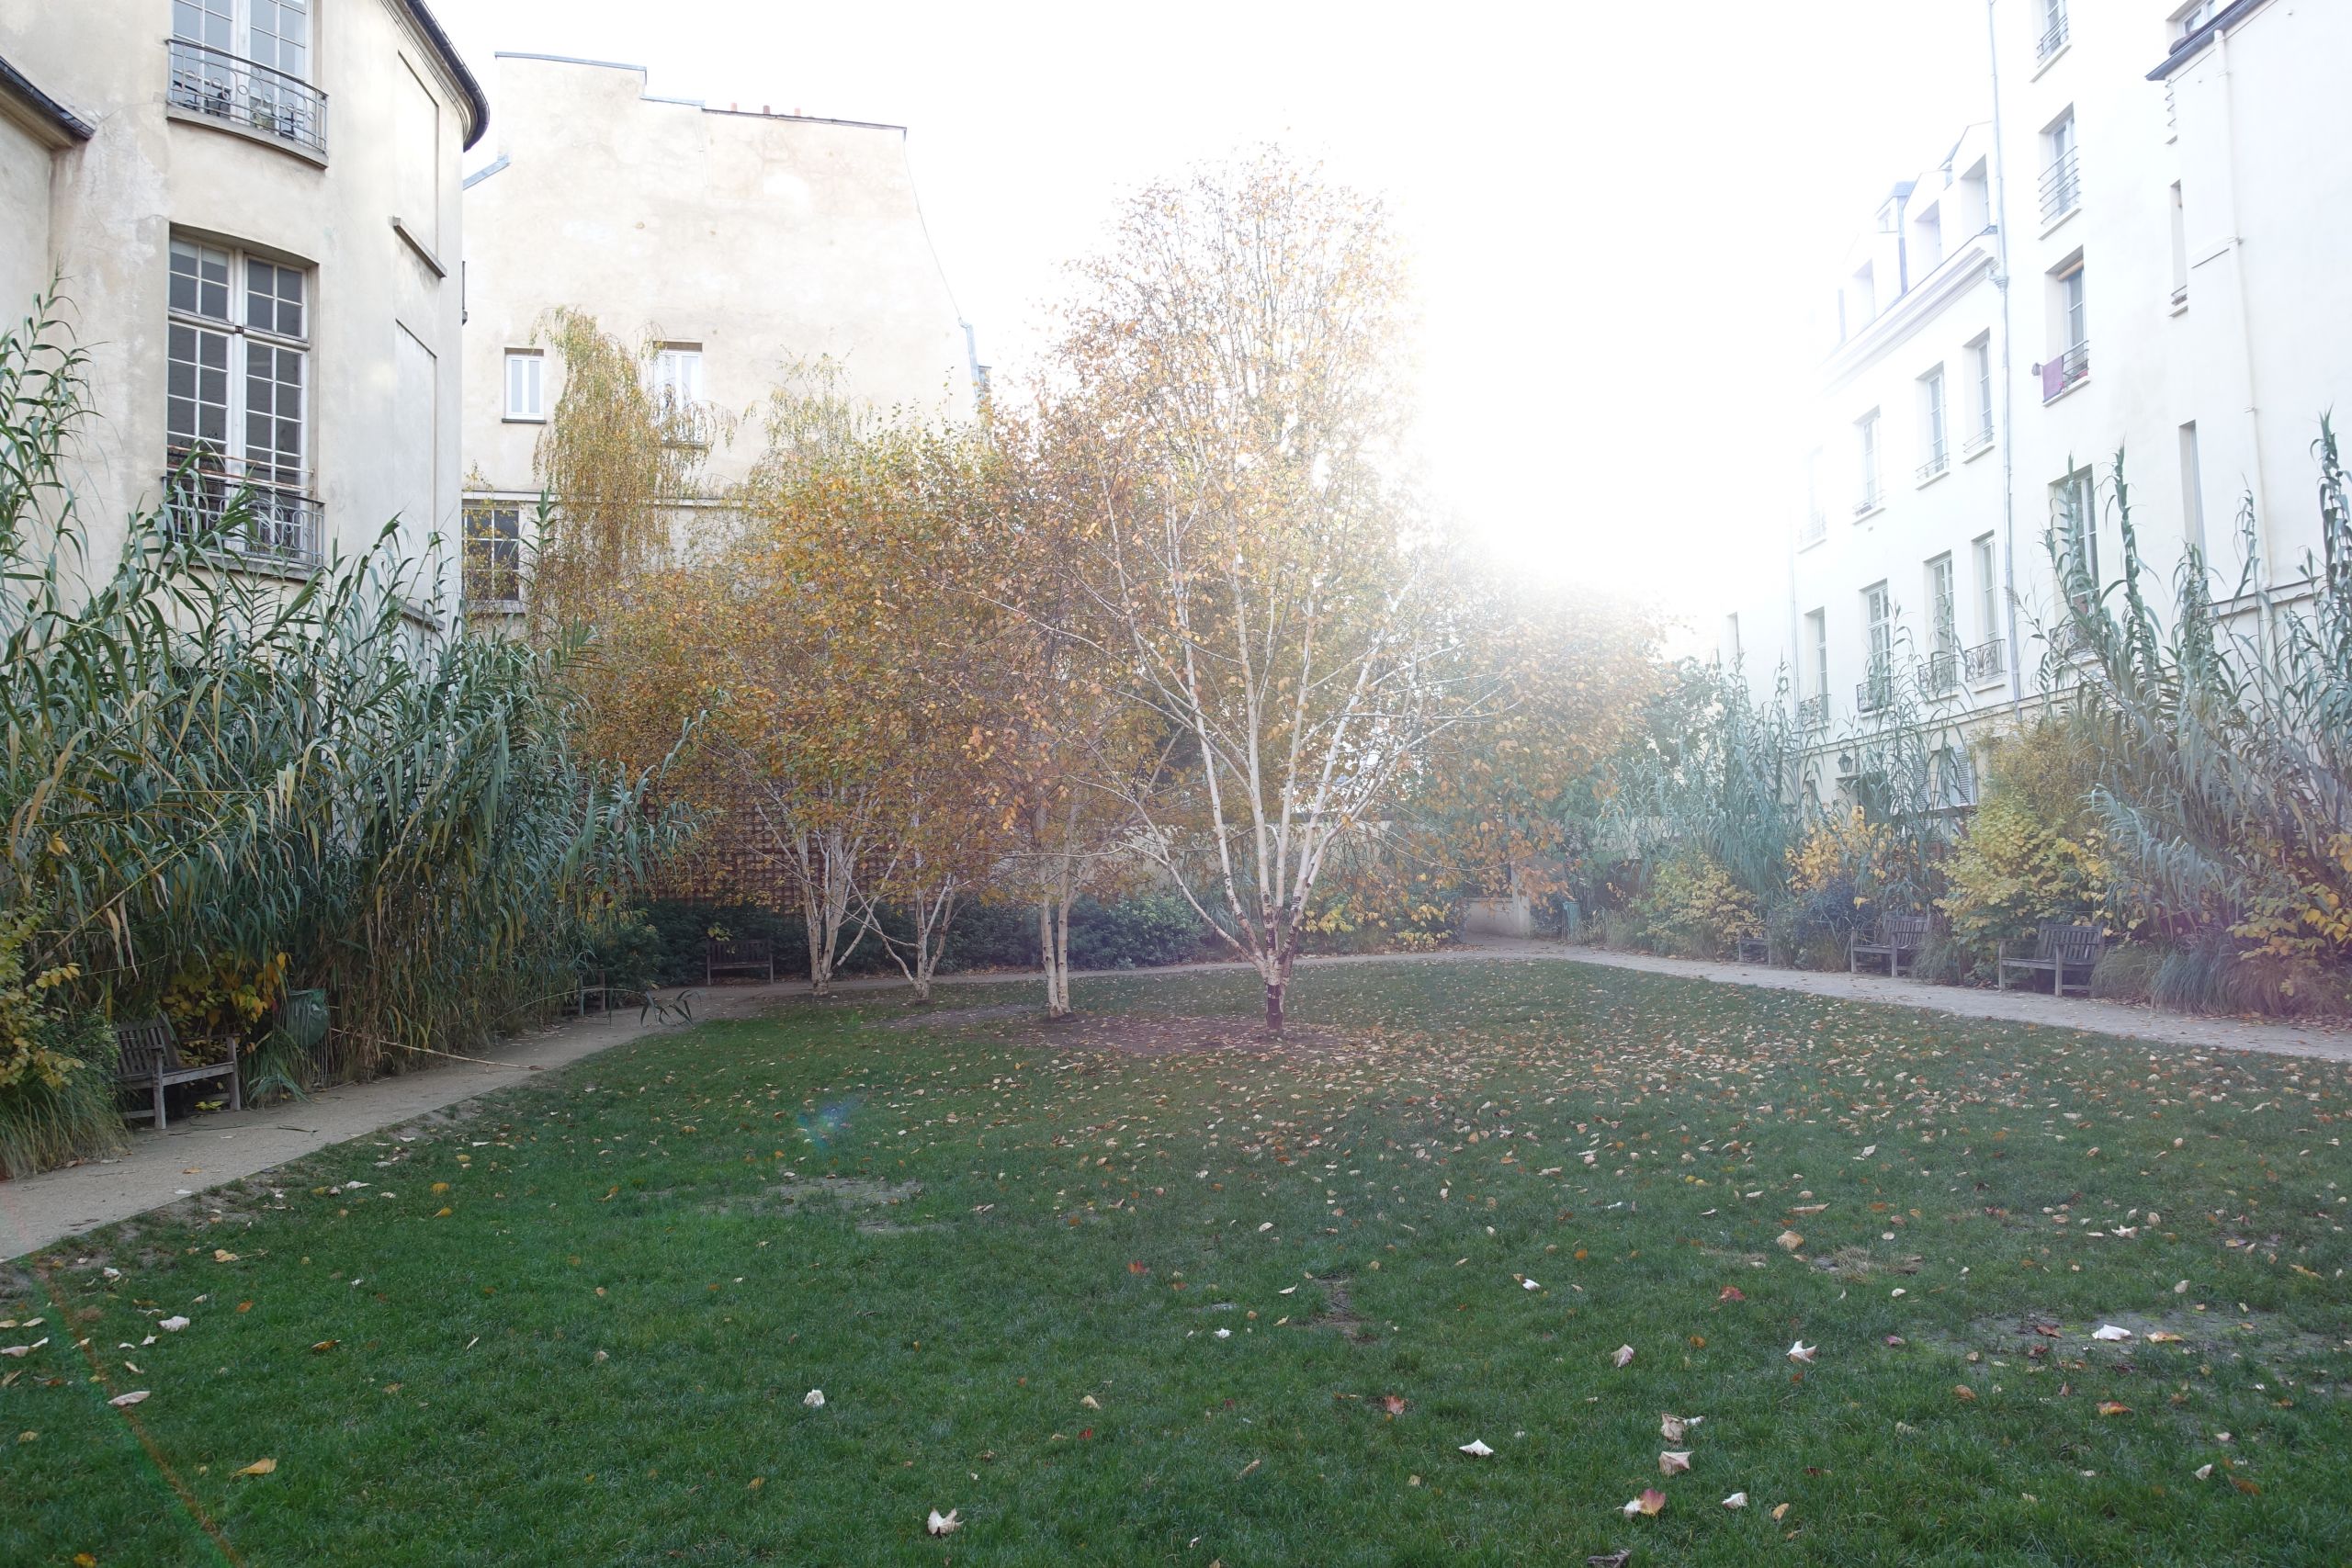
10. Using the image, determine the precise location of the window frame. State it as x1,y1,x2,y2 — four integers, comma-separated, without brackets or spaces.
165,233,312,490
462,501,526,604
172,0,314,82
1855,409,1883,514
652,344,705,411
503,348,547,423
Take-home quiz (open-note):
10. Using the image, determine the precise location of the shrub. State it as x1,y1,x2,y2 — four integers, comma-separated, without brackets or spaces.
1632,852,1758,958
1068,894,1212,970
0,913,119,1177
1938,725,2109,969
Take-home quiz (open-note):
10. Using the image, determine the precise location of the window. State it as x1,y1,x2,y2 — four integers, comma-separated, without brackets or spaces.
164,235,318,562
2174,1,2218,39
2038,0,2070,60
2168,183,2188,306
2042,262,2089,400
653,344,704,410
1802,447,1826,543
168,0,323,156
1973,534,2000,649
2179,422,2206,555
1724,614,1742,668
1803,608,1828,727
504,349,546,422
1912,202,1943,273
1855,410,1882,514
1861,582,1894,709
2040,109,2079,221
1967,336,1994,449
463,503,525,604
2052,468,2098,598
1917,367,1949,480
1926,553,1959,690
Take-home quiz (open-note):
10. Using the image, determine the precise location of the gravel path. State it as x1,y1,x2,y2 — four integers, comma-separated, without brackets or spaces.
8,941,2346,1259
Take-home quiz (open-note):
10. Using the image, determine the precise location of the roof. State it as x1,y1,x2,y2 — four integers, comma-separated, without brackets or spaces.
0,51,93,144
492,51,907,133
401,0,490,150
2148,0,2269,80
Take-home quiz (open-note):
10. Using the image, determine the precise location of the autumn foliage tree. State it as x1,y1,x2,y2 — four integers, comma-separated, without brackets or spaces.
1039,150,1499,1032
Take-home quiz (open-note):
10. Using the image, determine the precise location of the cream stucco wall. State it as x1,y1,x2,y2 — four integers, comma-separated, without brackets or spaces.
0,1,481,614
459,54,975,526
0,100,61,321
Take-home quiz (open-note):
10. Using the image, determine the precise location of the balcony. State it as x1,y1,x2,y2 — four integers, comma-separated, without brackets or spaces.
165,38,328,159
2037,5,2069,62
1856,665,1894,714
1962,425,1995,457
2041,341,2090,402
163,459,323,570
1853,489,1882,519
2038,146,2080,222
1922,649,1962,694
1917,450,1949,484
1798,694,1827,731
1800,509,1827,547
1962,637,2006,682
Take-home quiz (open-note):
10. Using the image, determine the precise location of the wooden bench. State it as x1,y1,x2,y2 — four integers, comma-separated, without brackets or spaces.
1735,935,1773,965
116,1015,239,1131
1849,913,1930,977
704,938,775,985
1997,921,2105,997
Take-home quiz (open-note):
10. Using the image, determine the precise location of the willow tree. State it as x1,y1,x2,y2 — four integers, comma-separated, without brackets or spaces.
1045,150,1494,1033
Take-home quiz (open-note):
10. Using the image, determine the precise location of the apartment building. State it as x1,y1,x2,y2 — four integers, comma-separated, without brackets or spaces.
456,53,979,609
0,1,484,608
1724,0,2352,799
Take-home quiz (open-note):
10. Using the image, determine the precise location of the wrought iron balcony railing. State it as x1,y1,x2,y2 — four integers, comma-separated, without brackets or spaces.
1922,649,1962,694
1962,424,1994,457
1797,694,1827,730
1917,450,1949,483
165,38,328,158
2037,4,2070,61
1856,668,1894,714
2039,145,2080,221
163,458,323,570
2041,340,2090,401
1962,637,2006,682
1853,488,1881,518
1800,509,1827,547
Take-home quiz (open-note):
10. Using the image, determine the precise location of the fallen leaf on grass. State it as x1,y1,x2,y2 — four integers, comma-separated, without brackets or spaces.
2098,1401,2132,1416
1080,1394,1101,1410
1459,1438,1494,1457
107,1391,149,1408
1611,1344,1636,1368
159,1317,188,1333
1588,1553,1631,1568
1660,1413,1698,1441
1776,1230,1804,1252
1723,1491,1747,1508
2147,1332,2183,1344
1771,1502,1791,1521
232,1458,276,1478
0,1340,46,1359
1380,1393,1408,1416
2092,1325,2132,1341
311,1340,337,1354
2195,1464,2214,1481
1718,1286,1745,1303
1787,1341,1816,1364
1951,1385,1977,1402
1659,1450,1691,1475
1236,1457,1261,1479
1620,1488,1667,1517
926,1508,960,1536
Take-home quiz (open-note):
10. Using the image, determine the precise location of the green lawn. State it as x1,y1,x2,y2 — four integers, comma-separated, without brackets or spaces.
9,959,2352,1565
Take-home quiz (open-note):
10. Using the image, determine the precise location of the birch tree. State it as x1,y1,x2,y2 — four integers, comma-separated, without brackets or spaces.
1046,150,1493,1032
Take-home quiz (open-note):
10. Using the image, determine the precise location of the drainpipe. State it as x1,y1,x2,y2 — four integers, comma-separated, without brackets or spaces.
1987,0,2025,707
2209,21,2273,642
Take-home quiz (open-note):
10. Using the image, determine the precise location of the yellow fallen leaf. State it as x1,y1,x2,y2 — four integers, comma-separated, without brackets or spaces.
233,1457,276,1478
1952,1385,1977,1402
212,1250,238,1263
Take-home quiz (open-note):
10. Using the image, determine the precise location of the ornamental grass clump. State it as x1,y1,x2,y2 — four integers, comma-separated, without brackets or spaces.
0,291,692,1170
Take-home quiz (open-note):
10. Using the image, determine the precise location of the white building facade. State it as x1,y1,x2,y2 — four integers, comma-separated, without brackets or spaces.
0,1,485,608
1724,0,2352,797
457,53,979,609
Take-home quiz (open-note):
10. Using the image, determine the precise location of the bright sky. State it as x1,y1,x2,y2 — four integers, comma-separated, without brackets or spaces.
442,1,1990,631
